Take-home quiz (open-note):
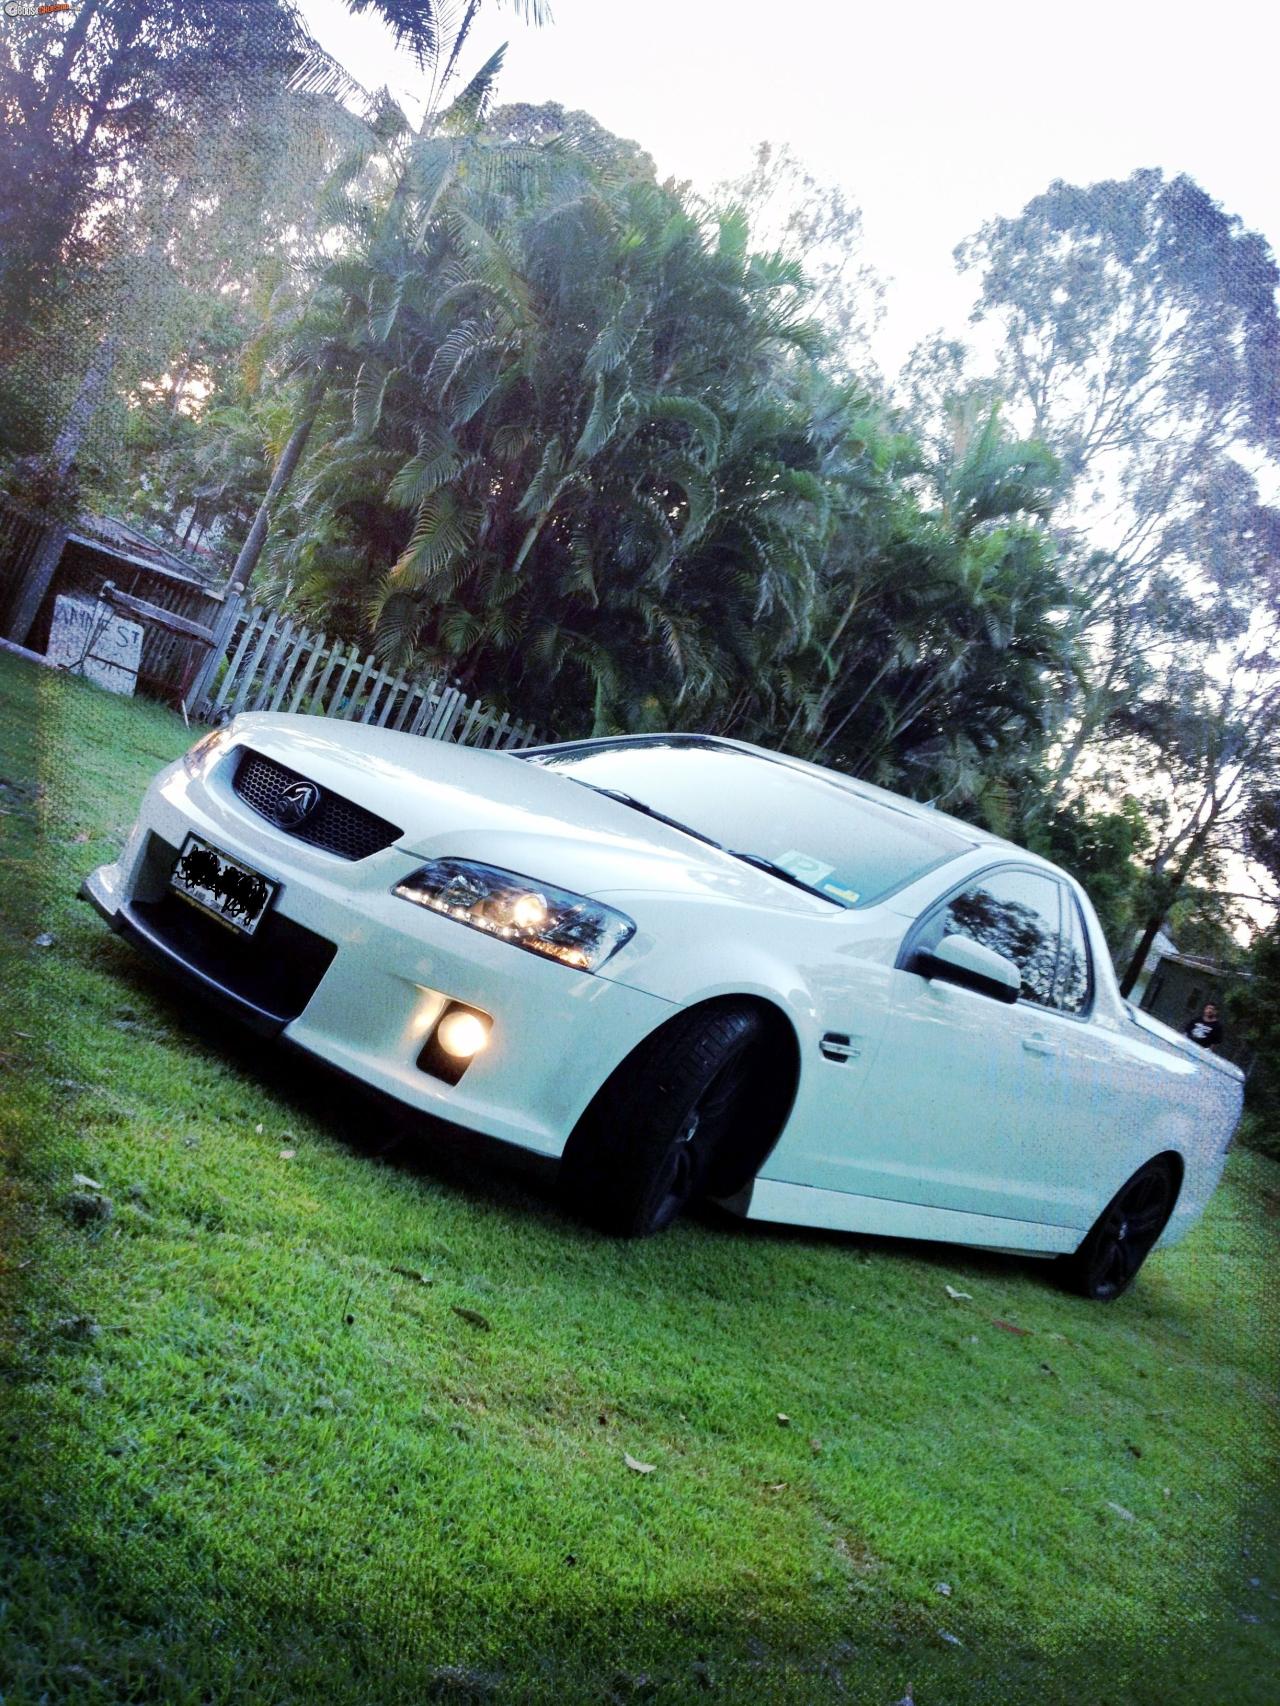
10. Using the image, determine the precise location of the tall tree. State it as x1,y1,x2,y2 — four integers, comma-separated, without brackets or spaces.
759,397,1073,801
256,159,836,733
717,140,885,380
914,171,1280,961
244,139,1078,768
205,1,553,615
0,0,363,642
1113,640,1280,994
951,170,1280,776
0,1,340,361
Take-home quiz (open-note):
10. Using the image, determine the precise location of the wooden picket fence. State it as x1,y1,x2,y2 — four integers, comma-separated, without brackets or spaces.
194,603,538,749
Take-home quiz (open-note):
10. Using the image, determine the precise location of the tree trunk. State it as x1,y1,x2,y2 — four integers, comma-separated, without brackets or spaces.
4,332,120,646
48,333,120,481
182,351,335,713
225,349,336,596
1118,910,1170,1000
1116,827,1213,997
68,2,146,164
34,0,102,134
4,524,69,650
1048,718,1094,799
169,360,193,418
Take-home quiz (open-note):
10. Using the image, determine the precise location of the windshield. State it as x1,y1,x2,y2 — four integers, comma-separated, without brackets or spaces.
524,739,971,908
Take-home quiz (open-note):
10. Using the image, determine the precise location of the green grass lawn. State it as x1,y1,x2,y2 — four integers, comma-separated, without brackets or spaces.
2,649,1277,1705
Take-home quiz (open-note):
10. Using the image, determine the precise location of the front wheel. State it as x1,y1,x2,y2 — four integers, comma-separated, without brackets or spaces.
1058,1159,1178,1301
559,1002,770,1238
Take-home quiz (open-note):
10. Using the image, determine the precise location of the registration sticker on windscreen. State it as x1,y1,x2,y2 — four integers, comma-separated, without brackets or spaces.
170,834,277,936
775,849,858,906
776,849,834,886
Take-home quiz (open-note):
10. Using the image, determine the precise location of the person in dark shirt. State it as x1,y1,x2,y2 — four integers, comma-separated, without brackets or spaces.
1185,1002,1223,1049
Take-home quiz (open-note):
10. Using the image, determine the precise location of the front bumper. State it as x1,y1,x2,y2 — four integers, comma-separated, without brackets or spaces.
82,757,675,1157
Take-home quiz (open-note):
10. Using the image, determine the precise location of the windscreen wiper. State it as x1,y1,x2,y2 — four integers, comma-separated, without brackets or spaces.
570,781,844,905
570,781,724,849
723,850,844,906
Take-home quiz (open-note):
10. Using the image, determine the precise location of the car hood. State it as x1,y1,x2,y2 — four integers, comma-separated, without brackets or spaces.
230,713,833,916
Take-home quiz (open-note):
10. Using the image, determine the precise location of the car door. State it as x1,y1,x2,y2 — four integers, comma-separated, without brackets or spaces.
801,865,1082,1225
1037,882,1131,1223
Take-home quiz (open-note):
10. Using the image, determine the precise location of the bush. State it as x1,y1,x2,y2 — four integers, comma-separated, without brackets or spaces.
1227,924,1280,1158
1236,1109,1280,1161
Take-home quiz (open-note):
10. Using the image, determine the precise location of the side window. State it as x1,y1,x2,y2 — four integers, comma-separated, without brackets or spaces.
1054,888,1094,1015
916,867,1063,1007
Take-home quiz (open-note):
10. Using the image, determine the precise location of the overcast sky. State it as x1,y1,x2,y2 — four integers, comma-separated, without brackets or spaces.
298,0,1279,375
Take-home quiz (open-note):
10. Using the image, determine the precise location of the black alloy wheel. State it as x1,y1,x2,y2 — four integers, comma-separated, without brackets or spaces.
559,1002,770,1238
643,1050,752,1232
1061,1159,1178,1301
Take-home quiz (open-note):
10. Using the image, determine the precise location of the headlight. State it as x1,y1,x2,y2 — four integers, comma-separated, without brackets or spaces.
182,726,233,778
393,858,635,973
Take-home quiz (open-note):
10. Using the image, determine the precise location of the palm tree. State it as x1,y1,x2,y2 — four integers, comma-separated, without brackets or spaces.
323,174,839,732
180,0,553,698
783,403,1074,800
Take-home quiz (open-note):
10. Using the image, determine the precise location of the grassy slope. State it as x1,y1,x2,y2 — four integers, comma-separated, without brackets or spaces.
1,649,1277,1705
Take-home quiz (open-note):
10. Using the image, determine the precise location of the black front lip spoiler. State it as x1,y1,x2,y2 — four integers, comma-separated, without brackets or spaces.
78,880,287,1038
74,883,557,1189
78,877,117,929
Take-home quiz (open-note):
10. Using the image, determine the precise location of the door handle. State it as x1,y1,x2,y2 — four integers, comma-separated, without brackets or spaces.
1022,1035,1056,1057
821,1032,863,1062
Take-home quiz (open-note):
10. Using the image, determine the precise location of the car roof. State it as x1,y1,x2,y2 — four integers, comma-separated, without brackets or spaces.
528,732,1023,854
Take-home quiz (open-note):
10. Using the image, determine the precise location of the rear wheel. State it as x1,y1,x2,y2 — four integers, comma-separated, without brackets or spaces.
1059,1159,1178,1301
559,1002,770,1238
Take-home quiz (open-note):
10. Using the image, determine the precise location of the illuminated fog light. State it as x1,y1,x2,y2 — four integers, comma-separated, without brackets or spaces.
436,1009,491,1059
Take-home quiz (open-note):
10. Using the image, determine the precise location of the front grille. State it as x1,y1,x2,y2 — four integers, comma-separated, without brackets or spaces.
231,748,402,860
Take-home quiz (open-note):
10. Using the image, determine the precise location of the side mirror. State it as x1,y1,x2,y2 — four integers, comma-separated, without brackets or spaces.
910,933,1021,1004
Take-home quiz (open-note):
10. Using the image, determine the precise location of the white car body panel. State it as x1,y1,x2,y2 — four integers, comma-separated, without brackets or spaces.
83,714,1244,1261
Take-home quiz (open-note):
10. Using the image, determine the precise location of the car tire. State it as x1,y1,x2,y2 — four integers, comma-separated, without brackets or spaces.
560,1002,770,1238
1058,1158,1179,1302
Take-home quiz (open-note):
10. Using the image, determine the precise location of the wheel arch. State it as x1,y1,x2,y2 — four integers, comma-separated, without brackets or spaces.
1149,1147,1186,1201
1092,1144,1187,1230
1060,1148,1188,1300
695,994,803,1188
570,991,803,1194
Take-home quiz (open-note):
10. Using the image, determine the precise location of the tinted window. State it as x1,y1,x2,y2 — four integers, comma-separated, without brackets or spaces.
1054,889,1093,1014
917,868,1063,1007
524,739,970,908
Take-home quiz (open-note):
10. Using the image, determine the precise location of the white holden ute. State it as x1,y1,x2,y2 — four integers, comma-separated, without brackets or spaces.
81,723,1244,1299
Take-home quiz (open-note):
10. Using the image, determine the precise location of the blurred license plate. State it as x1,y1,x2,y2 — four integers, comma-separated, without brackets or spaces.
170,834,276,936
